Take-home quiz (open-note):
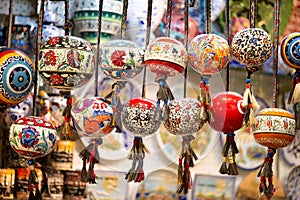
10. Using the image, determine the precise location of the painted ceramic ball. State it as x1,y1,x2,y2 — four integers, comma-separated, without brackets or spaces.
38,36,95,91
144,37,187,77
9,116,57,158
0,48,34,106
122,97,160,137
254,108,295,149
231,28,272,66
164,98,204,136
280,32,300,69
71,97,114,138
210,92,244,133
100,40,144,80
189,34,229,76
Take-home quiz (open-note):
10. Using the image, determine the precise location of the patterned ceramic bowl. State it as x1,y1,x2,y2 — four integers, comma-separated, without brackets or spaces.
231,28,272,66
280,32,300,69
144,37,187,77
38,36,95,91
71,97,114,138
122,97,160,137
189,34,229,76
0,48,34,106
164,98,203,136
100,40,144,80
9,116,57,158
254,108,295,149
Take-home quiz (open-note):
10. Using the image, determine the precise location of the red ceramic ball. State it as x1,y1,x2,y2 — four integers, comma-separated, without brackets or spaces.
210,92,244,133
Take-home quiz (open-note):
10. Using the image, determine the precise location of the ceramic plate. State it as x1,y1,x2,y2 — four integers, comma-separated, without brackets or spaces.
156,123,219,165
286,165,300,199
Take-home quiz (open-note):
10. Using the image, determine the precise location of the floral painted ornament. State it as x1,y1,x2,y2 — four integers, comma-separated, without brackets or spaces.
210,92,244,175
122,97,161,182
281,32,300,129
189,34,230,124
144,37,187,122
254,108,295,199
231,28,272,67
71,97,114,183
0,48,34,109
164,98,204,194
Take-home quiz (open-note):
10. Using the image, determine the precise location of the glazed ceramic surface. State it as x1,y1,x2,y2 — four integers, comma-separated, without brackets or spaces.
254,108,295,148
100,40,144,80
38,36,95,91
189,34,229,76
280,32,300,69
122,97,160,137
164,98,203,136
71,97,114,137
231,28,272,66
9,116,57,158
210,91,244,133
144,37,187,77
0,48,34,106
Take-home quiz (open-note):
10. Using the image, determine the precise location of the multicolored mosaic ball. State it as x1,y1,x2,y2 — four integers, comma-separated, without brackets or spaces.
280,32,300,69
122,97,160,137
210,91,244,133
100,40,144,80
38,36,95,91
144,37,187,77
9,116,57,158
71,97,114,138
0,48,34,106
164,98,203,136
254,108,295,149
231,28,272,66
189,34,230,76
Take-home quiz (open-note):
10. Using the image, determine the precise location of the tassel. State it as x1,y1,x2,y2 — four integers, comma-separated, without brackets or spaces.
61,92,74,138
79,139,102,183
154,75,174,121
220,133,239,175
28,159,39,200
177,157,183,185
257,148,276,199
125,137,148,183
289,71,300,129
176,152,191,195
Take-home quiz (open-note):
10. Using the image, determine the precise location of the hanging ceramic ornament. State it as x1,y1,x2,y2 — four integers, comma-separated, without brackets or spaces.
189,33,230,124
9,116,57,199
281,32,300,129
38,36,95,138
210,91,244,175
164,98,203,194
144,37,187,121
231,28,272,128
122,97,160,182
71,97,113,183
100,39,144,132
0,48,34,109
254,108,295,198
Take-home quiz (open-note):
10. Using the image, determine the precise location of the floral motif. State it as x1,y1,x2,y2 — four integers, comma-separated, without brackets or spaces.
48,37,60,46
111,50,126,67
19,127,40,148
50,74,63,85
44,50,56,66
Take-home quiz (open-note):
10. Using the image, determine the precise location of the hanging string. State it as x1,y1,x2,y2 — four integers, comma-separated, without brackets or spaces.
64,0,72,36
225,0,230,91
205,0,211,34
121,0,128,40
141,0,153,98
32,0,45,117
272,0,280,108
7,0,14,48
183,0,189,98
165,0,173,38
94,0,104,97
249,0,257,29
